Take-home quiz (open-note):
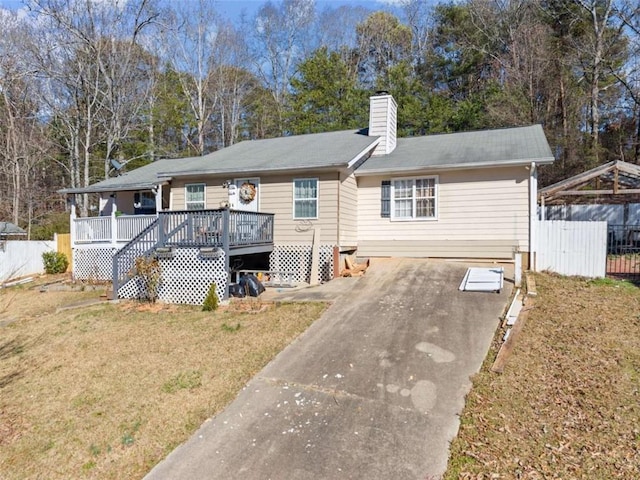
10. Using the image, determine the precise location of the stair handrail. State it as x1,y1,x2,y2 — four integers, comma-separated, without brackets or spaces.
112,218,160,296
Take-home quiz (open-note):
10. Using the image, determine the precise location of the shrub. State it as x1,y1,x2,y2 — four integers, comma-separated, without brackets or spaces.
202,282,219,311
132,256,161,302
42,251,69,274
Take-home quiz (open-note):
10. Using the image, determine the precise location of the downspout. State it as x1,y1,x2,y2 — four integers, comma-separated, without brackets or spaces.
529,162,537,271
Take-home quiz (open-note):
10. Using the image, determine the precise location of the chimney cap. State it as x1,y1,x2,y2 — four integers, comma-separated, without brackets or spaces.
374,90,389,96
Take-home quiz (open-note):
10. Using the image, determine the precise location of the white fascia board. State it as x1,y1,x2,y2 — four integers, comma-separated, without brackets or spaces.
347,138,381,169
354,156,555,177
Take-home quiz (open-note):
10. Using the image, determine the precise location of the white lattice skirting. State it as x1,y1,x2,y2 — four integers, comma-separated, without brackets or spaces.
117,248,227,305
73,247,116,281
269,244,334,284
75,243,335,305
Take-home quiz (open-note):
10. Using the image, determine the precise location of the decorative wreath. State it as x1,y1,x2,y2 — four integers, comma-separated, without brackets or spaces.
239,182,257,203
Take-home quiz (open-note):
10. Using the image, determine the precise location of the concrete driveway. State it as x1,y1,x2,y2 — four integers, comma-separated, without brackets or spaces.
145,258,512,480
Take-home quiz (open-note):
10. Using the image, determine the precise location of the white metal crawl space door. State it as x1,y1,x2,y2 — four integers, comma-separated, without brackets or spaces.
459,267,504,292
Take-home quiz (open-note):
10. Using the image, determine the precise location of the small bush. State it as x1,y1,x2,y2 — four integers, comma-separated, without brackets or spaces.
42,251,69,274
202,282,219,311
131,256,161,302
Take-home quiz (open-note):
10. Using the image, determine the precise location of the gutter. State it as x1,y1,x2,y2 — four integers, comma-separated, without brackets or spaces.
354,156,555,177
157,164,352,179
58,180,169,195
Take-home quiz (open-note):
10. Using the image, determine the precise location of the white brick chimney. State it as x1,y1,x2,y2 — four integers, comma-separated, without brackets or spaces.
368,92,397,156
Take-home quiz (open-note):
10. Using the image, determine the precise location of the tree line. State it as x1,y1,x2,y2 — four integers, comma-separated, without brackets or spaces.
1,0,639,237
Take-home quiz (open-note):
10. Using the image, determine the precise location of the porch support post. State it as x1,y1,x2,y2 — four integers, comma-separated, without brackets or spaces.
69,200,77,276
69,201,77,249
222,208,230,301
154,184,162,213
111,210,118,248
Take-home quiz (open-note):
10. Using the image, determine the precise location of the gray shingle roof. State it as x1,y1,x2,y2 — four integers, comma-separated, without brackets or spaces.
157,130,379,177
356,125,554,175
0,222,26,236
59,158,184,194
59,124,553,194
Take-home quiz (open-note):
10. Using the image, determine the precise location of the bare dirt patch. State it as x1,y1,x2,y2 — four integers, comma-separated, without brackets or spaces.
445,273,640,479
0,285,326,480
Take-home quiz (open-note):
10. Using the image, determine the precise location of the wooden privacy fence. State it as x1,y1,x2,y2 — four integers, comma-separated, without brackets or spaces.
56,233,72,272
535,221,607,278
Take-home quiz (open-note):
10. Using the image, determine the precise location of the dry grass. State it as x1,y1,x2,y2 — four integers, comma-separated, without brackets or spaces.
446,273,640,479
0,284,326,480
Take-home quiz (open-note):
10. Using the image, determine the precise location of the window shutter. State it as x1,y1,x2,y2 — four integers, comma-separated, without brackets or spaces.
381,180,391,218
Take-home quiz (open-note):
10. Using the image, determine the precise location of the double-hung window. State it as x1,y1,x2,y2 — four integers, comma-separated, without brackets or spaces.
293,178,318,219
390,177,437,220
185,183,205,210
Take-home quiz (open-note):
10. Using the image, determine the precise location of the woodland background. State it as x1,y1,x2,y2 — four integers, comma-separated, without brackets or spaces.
1,0,639,238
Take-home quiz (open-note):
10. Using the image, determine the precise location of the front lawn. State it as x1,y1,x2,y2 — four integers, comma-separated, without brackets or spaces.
446,273,640,478
0,284,326,479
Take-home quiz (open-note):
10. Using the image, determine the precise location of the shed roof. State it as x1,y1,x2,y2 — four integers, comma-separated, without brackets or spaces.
0,222,26,236
539,160,640,204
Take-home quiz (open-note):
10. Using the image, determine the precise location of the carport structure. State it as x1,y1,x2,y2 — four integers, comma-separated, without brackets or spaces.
539,160,640,279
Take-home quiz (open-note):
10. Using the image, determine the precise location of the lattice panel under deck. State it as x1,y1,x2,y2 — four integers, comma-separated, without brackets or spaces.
117,247,227,305
269,244,334,284
73,248,115,281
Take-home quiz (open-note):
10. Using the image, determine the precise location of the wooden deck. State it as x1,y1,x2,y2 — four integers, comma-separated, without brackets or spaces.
72,209,274,254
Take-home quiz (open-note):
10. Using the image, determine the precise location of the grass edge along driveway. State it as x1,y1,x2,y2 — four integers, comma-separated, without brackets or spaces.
445,273,640,479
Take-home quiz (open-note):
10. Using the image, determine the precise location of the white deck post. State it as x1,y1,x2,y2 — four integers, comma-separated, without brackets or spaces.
111,210,118,248
155,184,162,214
69,202,77,249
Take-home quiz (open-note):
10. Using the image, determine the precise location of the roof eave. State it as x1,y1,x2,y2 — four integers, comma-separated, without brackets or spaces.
58,182,162,195
158,163,351,179
354,156,555,177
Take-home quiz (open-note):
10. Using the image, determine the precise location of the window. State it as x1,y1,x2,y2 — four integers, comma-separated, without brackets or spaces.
293,178,318,219
185,183,205,210
388,177,437,220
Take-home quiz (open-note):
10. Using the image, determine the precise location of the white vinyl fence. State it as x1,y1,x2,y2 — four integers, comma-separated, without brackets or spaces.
0,240,56,282
536,221,607,278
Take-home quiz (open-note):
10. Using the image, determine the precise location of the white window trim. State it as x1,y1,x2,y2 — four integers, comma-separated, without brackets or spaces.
185,183,206,210
292,177,319,220
390,176,438,221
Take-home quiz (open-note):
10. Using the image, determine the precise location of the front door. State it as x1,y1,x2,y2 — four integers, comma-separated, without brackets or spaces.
233,178,259,212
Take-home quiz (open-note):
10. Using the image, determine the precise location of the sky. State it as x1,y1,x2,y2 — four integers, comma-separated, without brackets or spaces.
0,0,403,22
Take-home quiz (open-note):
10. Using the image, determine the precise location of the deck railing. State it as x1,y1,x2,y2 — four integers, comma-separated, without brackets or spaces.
157,210,274,248
72,214,157,245
107,209,275,297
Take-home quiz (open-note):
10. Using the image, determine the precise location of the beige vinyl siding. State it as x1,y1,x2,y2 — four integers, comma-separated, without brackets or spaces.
170,178,227,210
114,191,135,215
169,173,340,245
357,166,530,259
262,173,339,244
339,172,358,247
